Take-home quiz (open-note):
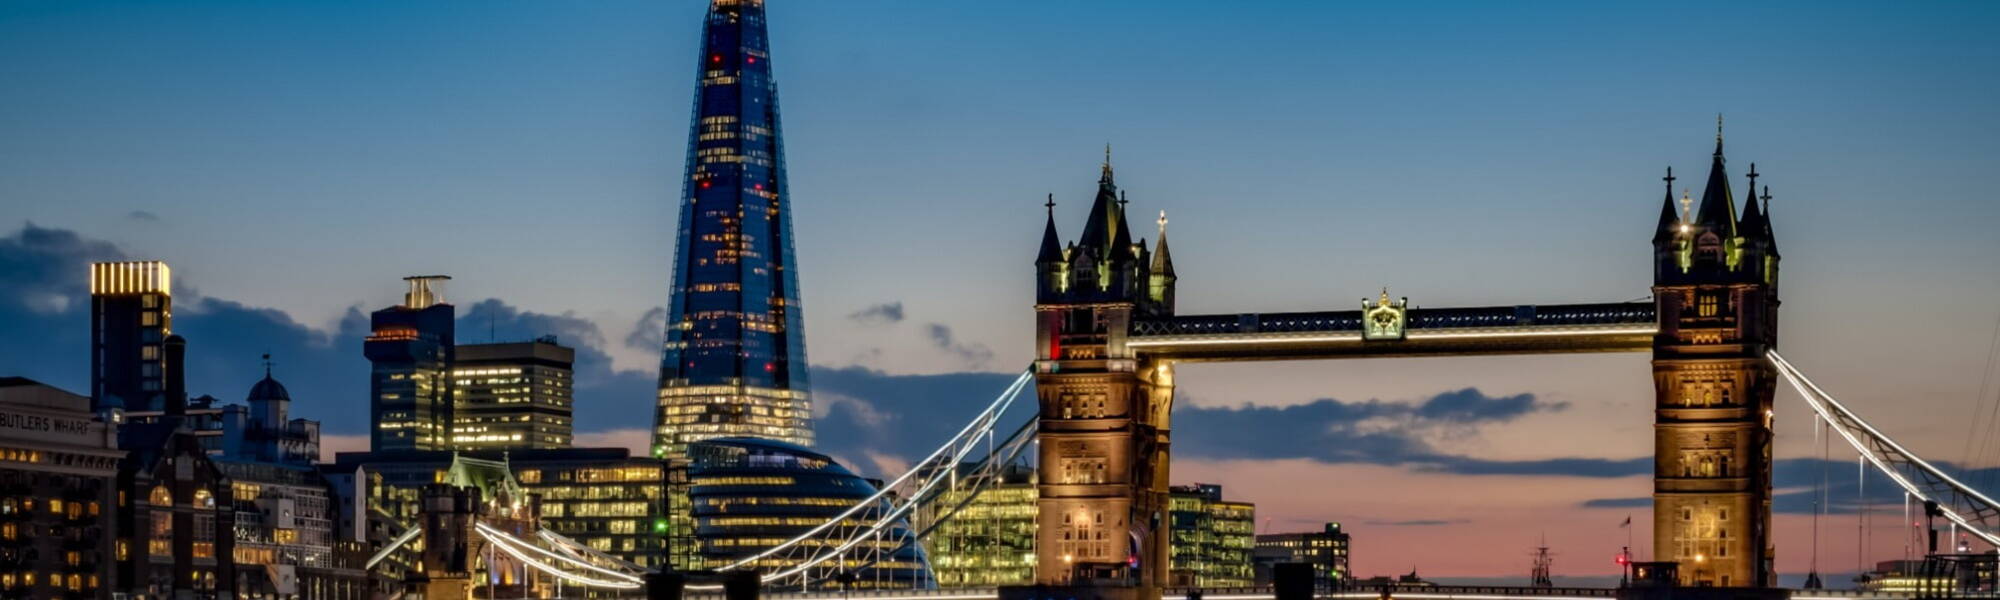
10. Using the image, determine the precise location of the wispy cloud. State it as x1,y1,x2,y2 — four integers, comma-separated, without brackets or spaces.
127,210,161,223
923,323,992,368
847,302,905,326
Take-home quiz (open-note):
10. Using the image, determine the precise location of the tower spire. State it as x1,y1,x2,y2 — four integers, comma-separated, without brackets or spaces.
1693,119,1738,236
1715,113,1725,156
1101,143,1114,184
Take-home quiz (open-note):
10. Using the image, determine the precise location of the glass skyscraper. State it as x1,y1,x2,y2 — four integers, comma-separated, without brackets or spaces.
653,0,812,457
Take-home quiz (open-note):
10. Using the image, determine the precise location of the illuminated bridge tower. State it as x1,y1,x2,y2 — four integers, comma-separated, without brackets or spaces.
1650,124,1781,587
1030,152,1177,593
653,0,813,457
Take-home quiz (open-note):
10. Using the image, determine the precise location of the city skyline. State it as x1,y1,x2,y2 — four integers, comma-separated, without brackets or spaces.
4,0,2000,584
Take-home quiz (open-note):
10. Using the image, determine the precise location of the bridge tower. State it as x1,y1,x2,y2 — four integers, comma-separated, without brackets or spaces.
1650,124,1781,587
1030,151,1177,594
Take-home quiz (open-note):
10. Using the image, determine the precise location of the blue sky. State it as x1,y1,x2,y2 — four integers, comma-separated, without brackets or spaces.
4,0,2000,580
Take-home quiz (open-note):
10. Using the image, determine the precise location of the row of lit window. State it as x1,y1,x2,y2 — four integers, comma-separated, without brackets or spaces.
0,572,98,591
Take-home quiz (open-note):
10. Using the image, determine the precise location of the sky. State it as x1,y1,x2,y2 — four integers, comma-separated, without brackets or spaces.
5,0,2000,584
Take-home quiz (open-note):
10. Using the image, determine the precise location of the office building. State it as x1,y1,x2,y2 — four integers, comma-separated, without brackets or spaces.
1168,484,1255,588
89,261,173,412
652,0,814,457
452,338,575,450
1254,523,1351,590
365,276,456,452
687,438,926,589
924,465,1038,588
0,377,123,600
323,447,680,572
218,460,367,599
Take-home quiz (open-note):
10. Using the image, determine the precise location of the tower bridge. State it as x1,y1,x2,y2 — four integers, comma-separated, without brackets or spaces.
363,134,2000,600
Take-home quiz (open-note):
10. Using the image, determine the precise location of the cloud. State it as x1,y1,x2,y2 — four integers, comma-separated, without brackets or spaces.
808,366,1027,474
127,210,161,223
1169,388,1625,476
623,307,666,352
846,302,905,326
923,323,993,368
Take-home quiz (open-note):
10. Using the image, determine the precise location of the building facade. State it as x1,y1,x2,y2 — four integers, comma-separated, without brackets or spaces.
1650,127,1781,587
0,378,123,600
452,338,575,450
324,448,680,574
1253,523,1350,590
89,261,173,412
652,0,814,458
365,276,456,452
925,465,1037,588
1167,484,1254,588
687,438,925,589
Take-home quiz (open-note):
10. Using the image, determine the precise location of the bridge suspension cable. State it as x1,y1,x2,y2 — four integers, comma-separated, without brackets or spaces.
685,368,1038,590
365,525,422,571
1769,350,2000,547
473,521,645,589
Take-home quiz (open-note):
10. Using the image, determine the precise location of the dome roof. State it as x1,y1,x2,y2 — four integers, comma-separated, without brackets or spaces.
247,374,290,403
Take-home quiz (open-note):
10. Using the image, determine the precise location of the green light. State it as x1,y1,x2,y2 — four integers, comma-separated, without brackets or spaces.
654,519,670,534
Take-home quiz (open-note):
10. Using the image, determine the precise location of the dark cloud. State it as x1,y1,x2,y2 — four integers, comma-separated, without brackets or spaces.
127,210,161,223
923,323,993,368
1171,388,1620,476
846,302,905,326
623,307,666,352
0,223,374,430
809,366,1029,470
0,223,130,393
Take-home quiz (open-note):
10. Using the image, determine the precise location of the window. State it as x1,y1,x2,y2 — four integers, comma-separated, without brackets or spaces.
149,486,172,506
1697,293,1720,317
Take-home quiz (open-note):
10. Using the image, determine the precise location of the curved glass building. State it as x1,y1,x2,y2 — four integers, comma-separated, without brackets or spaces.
688,438,928,589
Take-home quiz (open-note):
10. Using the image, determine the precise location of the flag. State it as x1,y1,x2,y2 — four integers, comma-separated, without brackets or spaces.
1620,515,1632,528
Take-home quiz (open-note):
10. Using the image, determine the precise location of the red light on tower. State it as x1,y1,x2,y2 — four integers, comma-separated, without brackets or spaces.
747,56,756,64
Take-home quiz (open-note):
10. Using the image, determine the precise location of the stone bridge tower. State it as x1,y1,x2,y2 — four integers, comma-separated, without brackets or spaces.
1651,125,1782,587
1031,151,1177,592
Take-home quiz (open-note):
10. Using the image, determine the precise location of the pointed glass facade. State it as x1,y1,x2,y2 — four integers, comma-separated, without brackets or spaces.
654,0,812,458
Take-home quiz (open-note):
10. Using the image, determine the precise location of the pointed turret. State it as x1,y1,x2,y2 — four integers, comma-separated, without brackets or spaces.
1757,186,1778,247
1151,210,1175,277
1693,116,1738,236
1739,163,1767,237
1076,146,1136,262
1037,194,1064,265
1653,167,1681,244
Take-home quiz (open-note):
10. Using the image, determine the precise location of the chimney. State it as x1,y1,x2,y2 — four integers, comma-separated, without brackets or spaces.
164,334,188,416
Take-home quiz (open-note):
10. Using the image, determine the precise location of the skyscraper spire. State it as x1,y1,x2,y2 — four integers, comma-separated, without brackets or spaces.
654,0,812,457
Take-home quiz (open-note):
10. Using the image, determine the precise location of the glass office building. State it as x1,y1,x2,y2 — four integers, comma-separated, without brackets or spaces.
653,0,813,458
1168,484,1256,588
687,438,925,589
